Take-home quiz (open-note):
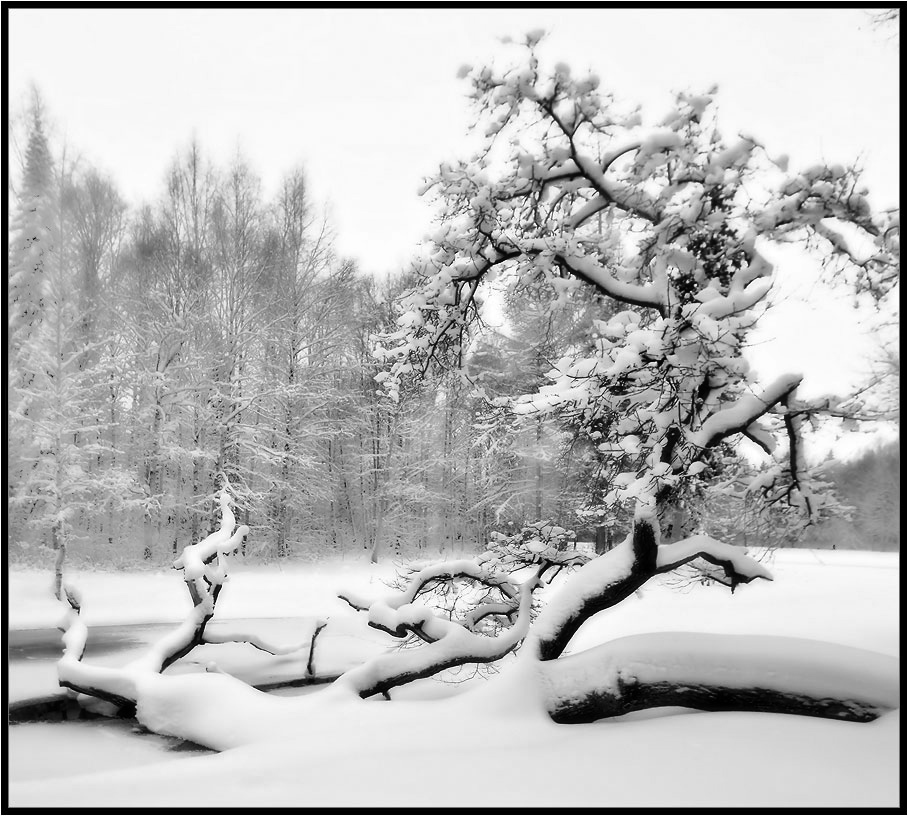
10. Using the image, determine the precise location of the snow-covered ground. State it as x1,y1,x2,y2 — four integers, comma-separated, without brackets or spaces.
7,549,902,808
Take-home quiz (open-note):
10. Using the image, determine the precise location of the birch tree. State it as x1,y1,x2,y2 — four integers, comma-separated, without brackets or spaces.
251,171,356,556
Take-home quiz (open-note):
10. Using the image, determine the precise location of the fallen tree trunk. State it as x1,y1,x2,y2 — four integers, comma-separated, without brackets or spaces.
539,632,900,724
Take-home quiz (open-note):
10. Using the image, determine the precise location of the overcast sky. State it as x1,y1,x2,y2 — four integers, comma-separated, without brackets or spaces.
7,7,900,453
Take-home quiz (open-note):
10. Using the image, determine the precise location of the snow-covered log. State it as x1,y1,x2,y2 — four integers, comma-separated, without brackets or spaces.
539,633,900,724
57,477,897,732
327,512,898,726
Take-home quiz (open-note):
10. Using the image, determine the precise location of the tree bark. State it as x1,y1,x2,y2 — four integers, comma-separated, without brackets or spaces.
549,680,890,724
534,516,659,661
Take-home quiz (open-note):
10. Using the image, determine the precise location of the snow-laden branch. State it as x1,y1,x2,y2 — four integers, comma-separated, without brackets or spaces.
335,567,544,699
551,124,660,223
742,421,776,455
655,534,773,586
695,277,772,319
173,486,237,582
528,516,774,663
464,600,519,631
529,512,659,662
599,137,648,173
688,374,803,451
547,248,663,310
339,559,518,615
201,621,326,657
57,480,249,706
131,510,249,673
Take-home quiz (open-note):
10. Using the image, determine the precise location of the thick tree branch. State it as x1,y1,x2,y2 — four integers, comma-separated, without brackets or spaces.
530,513,660,662
513,239,664,311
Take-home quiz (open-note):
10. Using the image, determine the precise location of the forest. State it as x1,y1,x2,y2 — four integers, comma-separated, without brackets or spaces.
8,98,595,567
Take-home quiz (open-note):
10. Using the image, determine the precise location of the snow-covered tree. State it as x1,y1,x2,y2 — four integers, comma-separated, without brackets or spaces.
8,95,54,353
378,37,897,549
364,40,899,690
250,170,357,557
8,96,57,555
8,100,145,567
53,42,899,736
8,148,106,587
126,143,221,557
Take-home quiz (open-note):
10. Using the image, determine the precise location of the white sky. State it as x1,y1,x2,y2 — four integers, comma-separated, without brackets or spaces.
7,7,901,455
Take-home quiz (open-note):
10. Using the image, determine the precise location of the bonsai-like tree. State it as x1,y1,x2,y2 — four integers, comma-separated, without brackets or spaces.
55,40,899,747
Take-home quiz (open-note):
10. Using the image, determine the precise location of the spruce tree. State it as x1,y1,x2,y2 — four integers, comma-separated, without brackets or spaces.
9,96,55,356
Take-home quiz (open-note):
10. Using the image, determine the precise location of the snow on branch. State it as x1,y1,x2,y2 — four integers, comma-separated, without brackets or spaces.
335,567,545,699
688,374,803,451
529,513,659,662
742,421,776,455
201,619,327,658
655,534,773,587
542,246,664,310
57,478,249,707
173,483,241,596
464,600,519,631
527,514,776,663
339,559,519,615
131,484,249,673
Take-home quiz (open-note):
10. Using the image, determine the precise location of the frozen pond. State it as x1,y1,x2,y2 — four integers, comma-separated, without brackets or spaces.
7,612,395,784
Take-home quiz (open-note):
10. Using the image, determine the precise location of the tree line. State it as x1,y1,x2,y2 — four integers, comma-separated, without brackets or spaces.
7,77,898,568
